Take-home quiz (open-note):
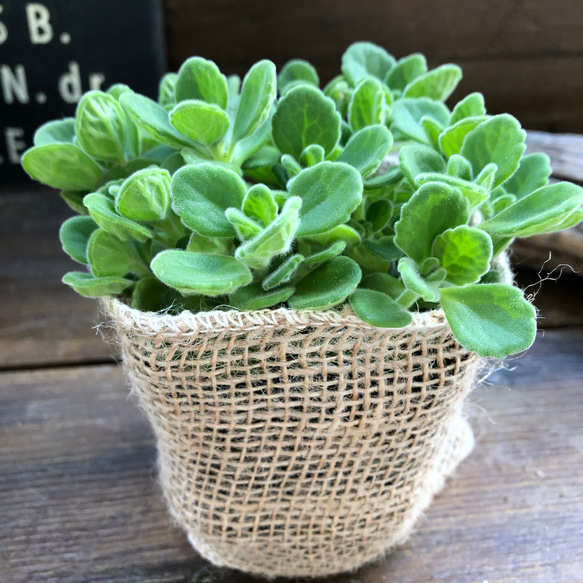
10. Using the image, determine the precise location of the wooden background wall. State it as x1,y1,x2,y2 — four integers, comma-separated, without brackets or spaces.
163,0,583,133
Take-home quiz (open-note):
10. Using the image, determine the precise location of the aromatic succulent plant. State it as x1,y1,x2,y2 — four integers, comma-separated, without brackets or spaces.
22,42,583,359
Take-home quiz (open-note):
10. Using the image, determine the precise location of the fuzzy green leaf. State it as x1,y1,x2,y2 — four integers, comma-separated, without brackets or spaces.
158,73,177,108
451,92,486,124
439,116,489,158
385,53,427,92
33,118,76,146
403,64,462,101
120,93,192,148
289,256,361,310
175,57,228,109
397,257,440,302
278,59,319,94
394,182,470,263
350,289,412,328
501,153,551,200
172,163,246,237
360,272,405,299
303,240,346,266
272,85,341,159
415,172,489,208
242,184,278,225
75,91,127,164
83,193,152,242
366,199,393,232
263,254,305,290
390,98,450,145
225,207,263,240
116,167,171,221
447,155,473,181
432,225,493,285
480,182,583,237
62,271,133,298
291,162,362,237
169,100,230,145
348,77,386,131
21,144,102,191
460,114,526,187
230,282,295,310
233,60,277,142
399,145,447,186
151,250,252,296
365,237,403,261
341,42,396,86
87,229,147,278
441,284,536,358
60,216,98,264
304,224,362,247
187,234,234,255
235,197,301,269
337,125,393,178
300,144,326,167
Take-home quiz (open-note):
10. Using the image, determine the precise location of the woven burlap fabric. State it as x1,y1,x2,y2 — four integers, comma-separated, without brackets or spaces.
104,299,480,577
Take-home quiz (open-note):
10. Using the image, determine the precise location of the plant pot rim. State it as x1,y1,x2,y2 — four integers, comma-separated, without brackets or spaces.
102,296,449,338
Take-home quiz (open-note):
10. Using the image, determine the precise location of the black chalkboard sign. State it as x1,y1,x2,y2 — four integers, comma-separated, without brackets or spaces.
0,0,166,186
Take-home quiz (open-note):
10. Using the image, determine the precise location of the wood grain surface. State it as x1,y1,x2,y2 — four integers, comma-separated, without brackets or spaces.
163,0,583,132
1,328,581,583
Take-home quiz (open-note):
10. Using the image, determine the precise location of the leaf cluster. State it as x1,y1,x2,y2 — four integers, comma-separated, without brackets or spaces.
21,42,583,358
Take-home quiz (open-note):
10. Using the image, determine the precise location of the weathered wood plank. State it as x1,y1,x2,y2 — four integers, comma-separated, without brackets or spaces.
163,0,583,132
526,131,583,184
1,329,582,582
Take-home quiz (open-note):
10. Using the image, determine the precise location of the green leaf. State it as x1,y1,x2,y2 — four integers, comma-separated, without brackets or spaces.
281,154,302,178
151,250,252,296
116,167,171,221
399,145,447,187
291,162,362,236
397,257,440,302
502,153,551,200
33,118,75,146
394,181,469,262
242,184,278,225
451,92,486,124
403,64,462,101
360,272,405,299
263,254,305,290
341,42,396,86
225,207,262,240
235,197,301,269
229,281,295,310
439,115,489,158
233,60,277,142
158,73,177,108
169,100,230,145
300,144,325,167
415,172,489,208
324,75,352,117
366,199,393,232
420,116,444,150
432,225,493,285
303,240,346,266
365,237,403,261
60,216,98,264
304,224,362,247
272,85,341,159
447,154,473,181
385,53,427,92
289,256,361,310
337,124,393,178
187,234,234,255
75,91,128,164
278,59,319,94
83,193,152,242
363,165,403,190
21,144,102,191
175,57,228,109
62,271,133,298
479,182,583,237
390,98,450,145
120,93,193,149
61,191,89,215
460,114,526,188
440,285,536,358
348,77,386,131
172,163,246,237
87,229,147,277
132,276,178,312
350,288,412,328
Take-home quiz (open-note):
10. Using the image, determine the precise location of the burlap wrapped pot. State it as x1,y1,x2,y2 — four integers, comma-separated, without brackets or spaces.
104,298,481,578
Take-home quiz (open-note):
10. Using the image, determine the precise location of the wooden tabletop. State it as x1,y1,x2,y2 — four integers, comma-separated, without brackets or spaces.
1,131,583,582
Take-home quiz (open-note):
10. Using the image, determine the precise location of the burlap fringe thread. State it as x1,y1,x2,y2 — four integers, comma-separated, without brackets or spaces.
104,298,481,578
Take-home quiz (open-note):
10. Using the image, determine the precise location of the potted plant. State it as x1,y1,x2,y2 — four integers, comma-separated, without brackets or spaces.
21,42,583,577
